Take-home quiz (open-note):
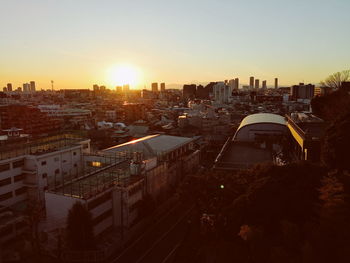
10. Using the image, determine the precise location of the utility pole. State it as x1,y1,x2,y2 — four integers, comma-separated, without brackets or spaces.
51,80,54,91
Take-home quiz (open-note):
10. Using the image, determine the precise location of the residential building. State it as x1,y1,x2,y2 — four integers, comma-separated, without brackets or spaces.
0,133,90,247
250,77,254,89
183,84,196,100
255,79,260,89
0,105,62,135
6,84,12,92
151,83,158,93
93,84,99,91
30,81,36,92
160,83,165,92
290,83,315,100
44,134,200,237
286,112,326,162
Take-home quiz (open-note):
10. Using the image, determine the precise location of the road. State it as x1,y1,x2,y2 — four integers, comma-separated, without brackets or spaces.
110,201,195,263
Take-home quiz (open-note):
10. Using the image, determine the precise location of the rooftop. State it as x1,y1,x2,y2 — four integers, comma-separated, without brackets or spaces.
215,141,272,170
103,134,193,159
0,132,88,161
50,159,143,199
286,113,326,139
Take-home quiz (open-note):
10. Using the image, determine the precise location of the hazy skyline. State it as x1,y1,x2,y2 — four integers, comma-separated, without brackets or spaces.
1,0,349,90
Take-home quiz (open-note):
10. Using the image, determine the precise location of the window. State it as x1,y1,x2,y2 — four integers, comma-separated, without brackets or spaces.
0,177,11,187
88,192,111,210
128,183,143,196
42,173,47,179
15,187,27,196
73,152,77,156
74,163,77,167
41,161,47,166
55,169,60,174
13,159,24,168
0,163,10,172
0,192,13,201
14,174,24,182
92,161,101,167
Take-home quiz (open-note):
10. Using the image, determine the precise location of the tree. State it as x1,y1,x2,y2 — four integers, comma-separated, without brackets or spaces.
311,89,350,121
66,202,95,251
322,111,350,172
320,70,350,89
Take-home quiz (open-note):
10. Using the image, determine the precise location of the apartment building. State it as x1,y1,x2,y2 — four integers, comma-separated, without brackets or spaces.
0,133,90,249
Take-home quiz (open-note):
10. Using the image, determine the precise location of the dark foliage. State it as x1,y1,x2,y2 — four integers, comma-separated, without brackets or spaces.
66,202,96,251
322,111,350,172
178,162,350,262
311,89,350,122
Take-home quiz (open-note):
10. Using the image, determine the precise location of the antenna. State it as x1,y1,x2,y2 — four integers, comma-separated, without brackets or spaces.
51,80,54,91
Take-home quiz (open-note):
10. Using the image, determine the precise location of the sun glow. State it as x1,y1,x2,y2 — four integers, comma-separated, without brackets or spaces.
107,64,142,87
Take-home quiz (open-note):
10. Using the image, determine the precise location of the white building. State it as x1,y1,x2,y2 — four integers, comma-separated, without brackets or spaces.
213,82,232,104
0,133,90,251
44,134,200,240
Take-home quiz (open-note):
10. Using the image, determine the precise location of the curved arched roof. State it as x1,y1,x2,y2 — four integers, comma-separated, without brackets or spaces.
235,113,286,138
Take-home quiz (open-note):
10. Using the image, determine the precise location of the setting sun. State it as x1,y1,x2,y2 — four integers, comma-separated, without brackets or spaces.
107,64,142,87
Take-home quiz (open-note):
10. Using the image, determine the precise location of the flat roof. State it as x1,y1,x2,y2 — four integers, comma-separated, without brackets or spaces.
215,142,273,170
0,133,88,161
103,134,193,158
51,160,133,199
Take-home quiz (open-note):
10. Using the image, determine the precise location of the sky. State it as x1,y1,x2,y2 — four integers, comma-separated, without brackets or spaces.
0,0,349,90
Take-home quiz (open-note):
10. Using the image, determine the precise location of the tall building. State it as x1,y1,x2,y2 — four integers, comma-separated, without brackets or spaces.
275,78,278,89
151,82,158,92
291,83,315,100
160,82,166,92
123,84,130,93
262,80,267,89
116,86,123,93
249,77,254,89
234,78,239,89
93,84,99,91
183,84,197,100
30,81,36,92
255,79,260,89
213,82,230,104
23,83,30,92
6,83,12,92
228,79,235,90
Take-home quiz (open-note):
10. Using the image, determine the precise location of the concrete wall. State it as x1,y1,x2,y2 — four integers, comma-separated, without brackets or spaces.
235,123,288,142
44,192,85,232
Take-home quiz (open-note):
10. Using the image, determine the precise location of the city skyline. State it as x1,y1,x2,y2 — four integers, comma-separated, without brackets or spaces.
1,0,350,89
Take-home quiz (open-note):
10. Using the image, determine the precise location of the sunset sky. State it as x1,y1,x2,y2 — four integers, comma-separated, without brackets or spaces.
1,0,349,90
